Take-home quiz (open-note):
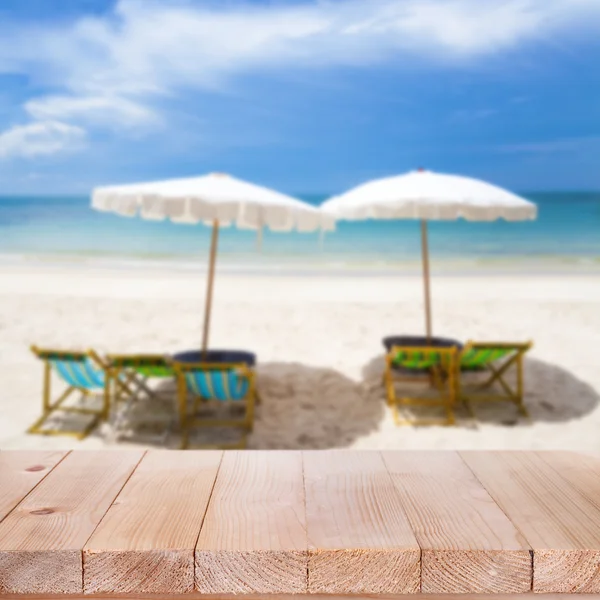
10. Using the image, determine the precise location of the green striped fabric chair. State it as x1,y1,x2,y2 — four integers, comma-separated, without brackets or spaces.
385,345,459,426
389,348,453,371
173,361,256,449
457,342,532,417
29,346,115,439
105,354,177,442
107,354,175,395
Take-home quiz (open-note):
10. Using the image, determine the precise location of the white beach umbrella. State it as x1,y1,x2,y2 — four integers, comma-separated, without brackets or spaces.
92,172,335,351
322,169,537,338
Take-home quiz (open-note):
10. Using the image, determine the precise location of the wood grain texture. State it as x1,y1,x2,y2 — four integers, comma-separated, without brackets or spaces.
462,451,600,594
1,449,599,598
195,451,307,594
83,450,222,595
1,595,599,600
304,450,420,594
0,450,143,595
2,595,600,600
0,450,67,523
535,451,600,510
382,451,531,594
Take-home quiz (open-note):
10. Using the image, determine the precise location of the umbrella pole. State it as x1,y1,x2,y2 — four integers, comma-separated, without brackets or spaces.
420,219,432,341
202,219,220,354
256,225,263,252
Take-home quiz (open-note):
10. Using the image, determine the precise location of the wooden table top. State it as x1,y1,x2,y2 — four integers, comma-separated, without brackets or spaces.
0,450,599,598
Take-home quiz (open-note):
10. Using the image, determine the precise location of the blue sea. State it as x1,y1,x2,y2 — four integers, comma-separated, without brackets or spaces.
0,193,599,273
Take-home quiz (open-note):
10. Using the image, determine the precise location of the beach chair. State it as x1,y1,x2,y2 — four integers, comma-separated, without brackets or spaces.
385,345,459,426
28,346,129,439
105,354,176,442
173,360,256,449
457,341,532,417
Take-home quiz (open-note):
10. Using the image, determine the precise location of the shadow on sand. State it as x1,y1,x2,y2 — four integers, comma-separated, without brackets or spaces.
109,361,385,449
91,353,598,447
249,362,385,449
362,353,600,426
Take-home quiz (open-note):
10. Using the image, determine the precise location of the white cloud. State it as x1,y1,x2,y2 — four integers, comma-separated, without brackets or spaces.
24,95,159,128
0,0,599,155
0,121,86,159
3,0,600,98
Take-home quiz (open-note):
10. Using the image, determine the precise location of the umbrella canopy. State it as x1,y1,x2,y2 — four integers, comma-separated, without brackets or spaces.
322,169,537,338
92,173,334,351
93,172,334,232
322,170,537,221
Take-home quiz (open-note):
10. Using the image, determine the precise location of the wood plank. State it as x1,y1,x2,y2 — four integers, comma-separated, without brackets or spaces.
535,451,600,510
0,595,599,600
382,451,531,594
0,450,143,595
0,451,67,523
462,451,600,594
83,450,222,595
195,451,307,594
304,450,420,594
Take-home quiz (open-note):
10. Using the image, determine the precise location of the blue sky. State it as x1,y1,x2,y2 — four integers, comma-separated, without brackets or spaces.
0,0,599,194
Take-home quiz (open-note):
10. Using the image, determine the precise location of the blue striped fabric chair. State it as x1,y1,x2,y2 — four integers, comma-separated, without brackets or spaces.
50,355,106,389
29,346,126,439
173,361,256,449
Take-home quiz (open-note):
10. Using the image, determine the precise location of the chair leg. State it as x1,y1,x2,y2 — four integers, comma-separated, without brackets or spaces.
245,373,257,432
30,358,114,439
390,363,458,427
42,361,51,413
515,355,529,416
384,361,396,408
29,408,101,439
103,370,112,422
444,367,456,426
177,375,189,449
177,368,257,449
460,352,530,420
28,385,94,438
27,412,52,436
392,401,408,426
246,395,255,432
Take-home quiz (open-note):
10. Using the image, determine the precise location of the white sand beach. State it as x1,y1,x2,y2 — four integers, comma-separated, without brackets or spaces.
1,262,599,454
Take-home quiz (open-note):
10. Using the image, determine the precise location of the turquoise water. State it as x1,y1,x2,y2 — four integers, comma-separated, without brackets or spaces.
0,193,599,270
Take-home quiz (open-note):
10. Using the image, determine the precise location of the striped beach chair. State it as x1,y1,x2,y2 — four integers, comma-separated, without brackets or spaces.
385,345,459,426
105,354,176,442
29,346,120,439
173,361,256,449
457,341,532,417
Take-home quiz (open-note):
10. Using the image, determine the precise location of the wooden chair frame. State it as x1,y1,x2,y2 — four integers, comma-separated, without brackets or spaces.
457,341,532,418
173,361,256,449
385,345,459,426
104,354,176,443
29,346,131,440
